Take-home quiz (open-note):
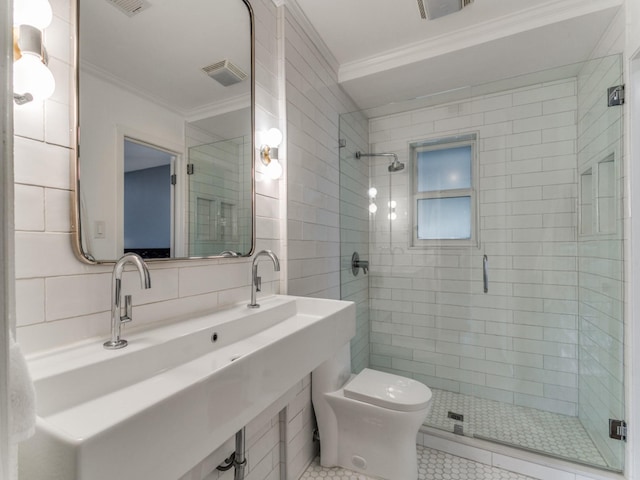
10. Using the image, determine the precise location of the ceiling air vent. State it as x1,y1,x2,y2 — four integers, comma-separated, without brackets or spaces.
202,60,247,87
417,0,474,20
105,0,151,17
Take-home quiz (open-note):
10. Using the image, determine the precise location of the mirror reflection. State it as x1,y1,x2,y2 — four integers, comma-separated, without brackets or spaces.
76,0,254,262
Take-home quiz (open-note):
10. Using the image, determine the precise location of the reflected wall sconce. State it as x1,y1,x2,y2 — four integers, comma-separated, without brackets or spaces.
13,0,56,105
260,128,283,180
388,200,397,220
368,187,378,214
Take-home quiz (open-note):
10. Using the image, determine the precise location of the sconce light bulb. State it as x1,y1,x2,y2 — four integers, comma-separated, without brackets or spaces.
388,212,397,220
388,200,397,208
369,203,378,214
14,0,53,29
13,52,55,101
367,187,377,198
264,127,283,147
265,159,283,180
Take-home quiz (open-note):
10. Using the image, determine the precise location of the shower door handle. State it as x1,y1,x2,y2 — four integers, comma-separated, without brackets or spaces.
483,255,488,293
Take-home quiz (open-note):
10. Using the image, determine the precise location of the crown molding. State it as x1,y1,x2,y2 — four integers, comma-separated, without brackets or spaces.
82,62,249,121
280,0,340,76
339,0,623,83
184,94,251,123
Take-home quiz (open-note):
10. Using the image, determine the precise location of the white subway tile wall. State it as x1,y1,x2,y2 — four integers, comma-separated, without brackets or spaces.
283,9,364,475
368,78,582,417
284,6,359,302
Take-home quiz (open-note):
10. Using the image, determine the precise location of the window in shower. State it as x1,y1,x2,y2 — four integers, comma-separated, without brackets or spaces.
410,134,477,246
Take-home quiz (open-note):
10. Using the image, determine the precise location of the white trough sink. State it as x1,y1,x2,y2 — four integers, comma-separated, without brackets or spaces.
19,295,355,480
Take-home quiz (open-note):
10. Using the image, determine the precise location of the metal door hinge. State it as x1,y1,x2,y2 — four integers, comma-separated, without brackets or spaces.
608,85,624,106
170,174,176,185
609,419,627,441
187,164,195,175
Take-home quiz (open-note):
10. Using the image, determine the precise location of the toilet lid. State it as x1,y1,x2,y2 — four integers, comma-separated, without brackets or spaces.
343,368,432,412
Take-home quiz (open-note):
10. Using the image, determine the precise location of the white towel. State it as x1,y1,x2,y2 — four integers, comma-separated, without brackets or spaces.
9,332,36,444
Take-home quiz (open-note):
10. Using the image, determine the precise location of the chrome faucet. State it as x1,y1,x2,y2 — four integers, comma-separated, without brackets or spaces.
248,250,280,308
104,253,151,350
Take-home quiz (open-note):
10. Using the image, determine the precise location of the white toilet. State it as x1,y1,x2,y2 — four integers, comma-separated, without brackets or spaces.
312,344,433,480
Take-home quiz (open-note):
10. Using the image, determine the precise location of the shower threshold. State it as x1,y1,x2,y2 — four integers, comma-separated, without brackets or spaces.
424,389,617,471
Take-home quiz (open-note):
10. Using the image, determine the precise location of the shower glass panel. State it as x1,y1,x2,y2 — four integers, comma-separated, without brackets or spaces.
338,54,624,472
339,110,371,373
187,136,251,257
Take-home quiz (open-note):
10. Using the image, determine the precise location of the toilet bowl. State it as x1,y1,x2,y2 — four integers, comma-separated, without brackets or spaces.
312,345,432,480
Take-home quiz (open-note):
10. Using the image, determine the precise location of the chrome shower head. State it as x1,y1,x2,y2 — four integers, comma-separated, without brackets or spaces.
388,159,405,172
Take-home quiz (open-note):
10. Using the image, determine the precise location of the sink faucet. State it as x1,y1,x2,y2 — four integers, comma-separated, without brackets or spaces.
104,253,151,350
248,250,280,308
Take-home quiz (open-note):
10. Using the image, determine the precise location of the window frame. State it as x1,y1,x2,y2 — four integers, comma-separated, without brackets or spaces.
410,133,479,248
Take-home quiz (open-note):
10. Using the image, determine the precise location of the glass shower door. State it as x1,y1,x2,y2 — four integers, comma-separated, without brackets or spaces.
459,55,625,471
574,54,625,470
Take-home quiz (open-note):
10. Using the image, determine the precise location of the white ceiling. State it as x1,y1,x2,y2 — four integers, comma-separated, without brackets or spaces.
293,0,623,112
81,0,624,118
80,0,251,118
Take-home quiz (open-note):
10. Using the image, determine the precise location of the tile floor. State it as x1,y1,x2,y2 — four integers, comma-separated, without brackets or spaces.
425,389,607,468
300,445,536,480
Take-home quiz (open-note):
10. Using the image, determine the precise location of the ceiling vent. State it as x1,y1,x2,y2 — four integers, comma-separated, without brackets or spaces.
417,0,473,20
202,60,247,87
105,0,151,17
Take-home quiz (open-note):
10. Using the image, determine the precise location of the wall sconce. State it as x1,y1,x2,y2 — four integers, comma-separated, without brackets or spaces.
260,128,283,180
13,0,56,105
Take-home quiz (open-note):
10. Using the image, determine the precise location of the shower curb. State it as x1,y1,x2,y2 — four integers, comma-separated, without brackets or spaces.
418,426,624,480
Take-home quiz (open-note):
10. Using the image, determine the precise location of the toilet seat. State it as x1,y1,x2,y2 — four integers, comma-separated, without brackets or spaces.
343,368,432,412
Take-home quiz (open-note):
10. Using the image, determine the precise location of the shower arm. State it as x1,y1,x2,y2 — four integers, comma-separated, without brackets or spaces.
355,151,404,172
355,152,398,162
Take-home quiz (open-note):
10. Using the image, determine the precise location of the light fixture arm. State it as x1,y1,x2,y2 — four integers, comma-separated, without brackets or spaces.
260,145,279,166
259,128,283,180
13,93,33,105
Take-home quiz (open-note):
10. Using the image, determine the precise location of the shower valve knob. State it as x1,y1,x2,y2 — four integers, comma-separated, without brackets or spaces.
351,252,369,275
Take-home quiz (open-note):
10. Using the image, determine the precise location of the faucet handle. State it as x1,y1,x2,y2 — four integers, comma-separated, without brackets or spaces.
255,275,262,292
121,295,133,324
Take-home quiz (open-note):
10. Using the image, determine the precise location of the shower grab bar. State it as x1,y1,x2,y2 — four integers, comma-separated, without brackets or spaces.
483,255,488,293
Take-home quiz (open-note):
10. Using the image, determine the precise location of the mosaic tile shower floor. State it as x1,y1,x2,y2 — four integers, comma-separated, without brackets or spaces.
425,389,607,468
300,445,536,480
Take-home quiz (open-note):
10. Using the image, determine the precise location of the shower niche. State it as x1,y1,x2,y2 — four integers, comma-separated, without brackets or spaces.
580,153,617,236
